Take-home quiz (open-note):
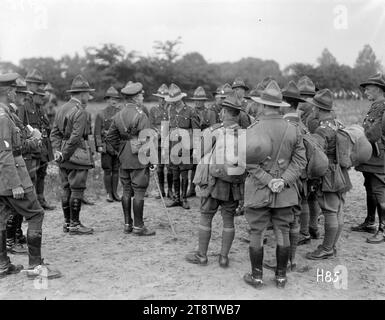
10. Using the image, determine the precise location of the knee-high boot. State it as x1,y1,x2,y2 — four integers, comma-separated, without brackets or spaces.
69,198,93,235
244,246,264,288
122,195,133,233
104,172,114,202
112,171,121,201
167,171,173,198
275,245,290,288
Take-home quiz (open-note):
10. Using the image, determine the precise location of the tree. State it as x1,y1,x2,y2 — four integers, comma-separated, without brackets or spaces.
355,44,382,80
317,48,338,66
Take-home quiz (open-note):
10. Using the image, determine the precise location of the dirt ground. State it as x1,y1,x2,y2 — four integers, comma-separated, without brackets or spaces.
1,167,385,300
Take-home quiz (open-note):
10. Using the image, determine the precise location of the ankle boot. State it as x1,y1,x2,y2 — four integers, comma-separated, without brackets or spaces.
62,197,71,233
0,230,23,278
122,195,133,234
69,198,93,235
167,172,173,198
243,246,264,288
367,222,385,244
275,246,290,288
112,171,121,201
104,173,114,202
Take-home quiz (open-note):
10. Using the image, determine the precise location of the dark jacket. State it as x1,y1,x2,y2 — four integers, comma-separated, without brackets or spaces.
0,104,33,196
106,102,151,170
196,107,217,130
356,99,385,174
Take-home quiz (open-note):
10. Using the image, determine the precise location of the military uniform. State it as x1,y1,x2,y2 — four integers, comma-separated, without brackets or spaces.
106,81,155,236
166,86,200,209
305,89,352,260
243,80,307,289
94,98,121,202
43,92,58,128
185,93,245,268
50,75,95,235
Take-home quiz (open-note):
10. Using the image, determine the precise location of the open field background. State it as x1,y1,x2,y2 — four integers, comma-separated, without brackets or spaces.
1,99,385,300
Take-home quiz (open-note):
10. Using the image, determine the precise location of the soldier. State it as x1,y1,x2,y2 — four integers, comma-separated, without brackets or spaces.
243,80,307,288
50,75,95,235
353,73,385,243
187,86,216,198
245,85,264,122
0,73,61,279
18,69,55,211
185,92,245,268
210,84,225,122
165,84,200,210
106,82,155,236
305,89,352,259
263,81,309,272
149,84,173,199
231,77,249,110
297,76,318,132
43,83,58,128
94,86,122,202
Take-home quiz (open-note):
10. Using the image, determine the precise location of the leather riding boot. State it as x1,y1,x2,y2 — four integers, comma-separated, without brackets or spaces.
187,167,196,198
167,171,173,198
27,229,42,268
69,198,93,235
289,230,299,271
181,178,190,210
275,246,290,288
243,246,264,288
156,171,166,199
104,173,114,202
0,230,23,278
219,227,235,268
112,171,121,201
351,194,377,232
122,195,133,234
15,214,26,244
132,199,155,236
167,174,181,207
62,197,71,233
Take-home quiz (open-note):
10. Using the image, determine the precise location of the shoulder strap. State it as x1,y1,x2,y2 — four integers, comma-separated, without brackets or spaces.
269,122,290,174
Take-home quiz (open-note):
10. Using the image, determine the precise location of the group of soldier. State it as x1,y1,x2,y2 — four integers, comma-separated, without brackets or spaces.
0,67,385,291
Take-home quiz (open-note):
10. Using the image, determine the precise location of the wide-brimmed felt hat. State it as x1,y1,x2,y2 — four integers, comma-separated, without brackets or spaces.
282,81,306,103
297,76,316,97
152,84,169,98
221,91,242,110
215,83,233,98
360,72,385,92
165,83,187,102
190,86,208,100
212,85,223,97
306,88,334,111
44,83,54,92
121,82,144,96
251,80,290,108
67,75,95,93
104,86,121,99
232,77,249,91
260,76,274,90
25,69,46,84
13,77,33,95
245,83,264,99
33,88,46,97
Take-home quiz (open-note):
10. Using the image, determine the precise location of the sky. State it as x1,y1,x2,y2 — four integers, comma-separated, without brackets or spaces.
0,0,384,69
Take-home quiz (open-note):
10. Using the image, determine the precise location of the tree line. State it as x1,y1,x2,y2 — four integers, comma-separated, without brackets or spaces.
0,38,382,101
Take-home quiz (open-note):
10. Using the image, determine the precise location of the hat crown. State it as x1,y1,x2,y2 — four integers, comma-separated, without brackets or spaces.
15,77,27,88
121,82,143,96
260,80,283,103
157,84,169,95
221,83,233,95
297,76,315,95
283,80,301,97
361,72,385,90
71,75,91,90
106,86,119,96
26,69,45,83
168,83,183,98
0,73,20,87
313,89,333,109
193,86,207,98
247,87,261,98
44,83,53,91
261,76,274,89
222,91,241,109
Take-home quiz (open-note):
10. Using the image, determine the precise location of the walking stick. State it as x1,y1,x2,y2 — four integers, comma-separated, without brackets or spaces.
150,165,178,241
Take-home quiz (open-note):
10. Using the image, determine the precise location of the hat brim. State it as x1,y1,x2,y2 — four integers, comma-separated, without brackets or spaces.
66,88,95,93
232,85,249,91
251,97,290,107
152,93,168,98
16,89,33,95
360,81,385,91
283,94,306,103
306,98,333,111
215,94,228,99
299,91,316,98
104,95,121,100
189,97,208,101
222,102,242,110
26,79,47,85
165,93,187,102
